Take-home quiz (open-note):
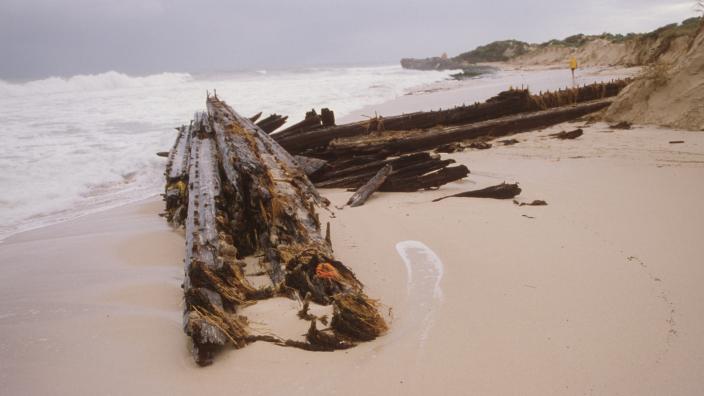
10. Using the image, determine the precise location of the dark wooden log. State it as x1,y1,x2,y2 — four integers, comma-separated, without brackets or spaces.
381,165,469,192
256,114,289,133
314,153,451,189
312,152,432,184
513,199,548,206
321,108,335,127
249,112,263,123
433,182,521,202
326,99,613,157
275,80,629,154
273,110,322,140
550,128,583,139
346,165,392,207
388,158,455,180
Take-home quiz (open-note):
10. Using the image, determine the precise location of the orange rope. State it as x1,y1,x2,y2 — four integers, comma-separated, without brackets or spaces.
315,263,340,280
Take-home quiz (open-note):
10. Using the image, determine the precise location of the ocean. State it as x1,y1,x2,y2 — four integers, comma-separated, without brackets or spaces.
0,65,454,240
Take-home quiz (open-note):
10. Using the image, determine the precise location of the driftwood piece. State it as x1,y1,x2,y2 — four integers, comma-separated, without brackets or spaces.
513,199,548,206
669,140,684,144
249,112,263,123
469,141,492,150
550,128,583,139
433,182,521,202
610,121,632,129
326,99,613,157
346,165,392,207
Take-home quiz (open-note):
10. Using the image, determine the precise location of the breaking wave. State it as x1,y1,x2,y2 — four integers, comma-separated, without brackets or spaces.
0,71,194,96
0,65,454,240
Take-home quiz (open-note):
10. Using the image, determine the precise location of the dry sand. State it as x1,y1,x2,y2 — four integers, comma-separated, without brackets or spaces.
2,81,704,395
2,122,703,395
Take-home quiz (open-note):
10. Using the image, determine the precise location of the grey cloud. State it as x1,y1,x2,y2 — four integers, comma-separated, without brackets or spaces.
0,0,698,79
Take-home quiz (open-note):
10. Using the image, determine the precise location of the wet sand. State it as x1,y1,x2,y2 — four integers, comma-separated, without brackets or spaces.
2,95,704,393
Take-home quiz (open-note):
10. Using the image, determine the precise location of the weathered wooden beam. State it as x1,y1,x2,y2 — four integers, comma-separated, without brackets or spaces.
346,165,392,207
314,154,449,189
320,108,335,127
183,115,248,366
273,109,322,140
433,182,522,202
380,165,469,192
164,123,193,225
275,80,629,154
256,113,289,133
311,152,432,184
326,98,613,156
165,124,192,182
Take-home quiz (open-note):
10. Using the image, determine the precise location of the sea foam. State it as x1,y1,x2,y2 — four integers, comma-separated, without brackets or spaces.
0,66,454,240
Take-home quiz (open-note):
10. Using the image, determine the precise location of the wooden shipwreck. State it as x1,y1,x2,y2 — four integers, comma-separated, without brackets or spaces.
163,78,630,365
165,97,387,366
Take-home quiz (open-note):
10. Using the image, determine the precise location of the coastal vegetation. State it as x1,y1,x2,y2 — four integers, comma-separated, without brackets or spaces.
401,16,702,71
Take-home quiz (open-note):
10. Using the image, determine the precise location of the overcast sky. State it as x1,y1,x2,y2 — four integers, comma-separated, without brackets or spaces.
0,0,699,79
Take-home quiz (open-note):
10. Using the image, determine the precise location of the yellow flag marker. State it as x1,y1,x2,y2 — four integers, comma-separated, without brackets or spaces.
569,57,578,86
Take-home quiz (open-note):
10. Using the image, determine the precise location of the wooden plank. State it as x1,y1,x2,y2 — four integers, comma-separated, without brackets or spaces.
346,165,392,207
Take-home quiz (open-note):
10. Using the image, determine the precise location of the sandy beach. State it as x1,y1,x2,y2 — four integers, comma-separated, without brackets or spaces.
2,92,703,395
